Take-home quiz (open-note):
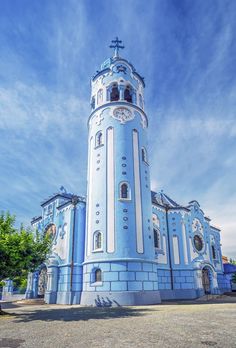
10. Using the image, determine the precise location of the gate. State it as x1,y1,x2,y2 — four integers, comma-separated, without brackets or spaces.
202,268,211,294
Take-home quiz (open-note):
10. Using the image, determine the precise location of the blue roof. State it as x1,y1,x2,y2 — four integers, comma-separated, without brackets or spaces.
41,192,74,207
151,191,182,208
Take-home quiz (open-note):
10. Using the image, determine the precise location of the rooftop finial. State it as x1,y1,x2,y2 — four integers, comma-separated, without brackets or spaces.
60,186,67,194
109,37,124,58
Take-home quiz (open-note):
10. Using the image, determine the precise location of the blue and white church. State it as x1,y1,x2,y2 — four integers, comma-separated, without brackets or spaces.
26,39,230,306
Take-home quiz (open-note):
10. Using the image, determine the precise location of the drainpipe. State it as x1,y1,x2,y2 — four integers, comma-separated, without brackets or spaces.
70,195,79,305
165,206,174,290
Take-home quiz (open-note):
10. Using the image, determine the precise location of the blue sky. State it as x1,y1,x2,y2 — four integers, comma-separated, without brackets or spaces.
0,0,235,258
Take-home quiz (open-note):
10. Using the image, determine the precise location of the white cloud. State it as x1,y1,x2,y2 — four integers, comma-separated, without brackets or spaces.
149,114,236,259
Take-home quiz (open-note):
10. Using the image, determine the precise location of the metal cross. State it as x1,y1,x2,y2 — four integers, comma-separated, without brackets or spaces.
109,37,124,57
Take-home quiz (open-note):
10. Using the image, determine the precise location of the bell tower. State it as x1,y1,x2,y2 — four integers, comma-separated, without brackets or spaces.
81,39,161,305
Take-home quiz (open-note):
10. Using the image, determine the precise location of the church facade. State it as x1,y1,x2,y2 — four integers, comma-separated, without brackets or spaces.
26,40,230,306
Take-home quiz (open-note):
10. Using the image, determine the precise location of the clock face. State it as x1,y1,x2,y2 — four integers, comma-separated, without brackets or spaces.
113,107,134,124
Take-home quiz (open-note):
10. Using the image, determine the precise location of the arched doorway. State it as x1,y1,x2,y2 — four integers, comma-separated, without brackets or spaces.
202,267,211,294
38,266,48,297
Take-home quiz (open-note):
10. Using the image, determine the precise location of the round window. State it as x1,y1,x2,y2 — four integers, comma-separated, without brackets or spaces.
194,235,203,251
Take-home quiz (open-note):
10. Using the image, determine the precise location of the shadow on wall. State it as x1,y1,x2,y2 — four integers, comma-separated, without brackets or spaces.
11,305,152,323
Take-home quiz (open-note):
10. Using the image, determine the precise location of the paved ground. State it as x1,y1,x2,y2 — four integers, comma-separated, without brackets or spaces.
0,297,236,348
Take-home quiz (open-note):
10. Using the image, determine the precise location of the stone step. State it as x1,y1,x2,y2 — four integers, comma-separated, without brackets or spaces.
224,292,236,297
195,294,224,301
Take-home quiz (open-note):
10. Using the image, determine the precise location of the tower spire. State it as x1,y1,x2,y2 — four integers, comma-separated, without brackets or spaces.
109,37,124,58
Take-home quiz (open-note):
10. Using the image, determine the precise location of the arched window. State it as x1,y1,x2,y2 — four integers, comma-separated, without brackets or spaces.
141,147,148,164
119,182,130,200
152,213,160,227
124,85,132,103
211,245,216,259
95,131,103,147
97,89,103,105
93,231,102,251
110,84,119,101
95,269,102,282
154,228,160,249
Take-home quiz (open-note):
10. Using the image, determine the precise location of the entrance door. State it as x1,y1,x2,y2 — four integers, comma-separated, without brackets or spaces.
38,267,48,297
202,268,210,294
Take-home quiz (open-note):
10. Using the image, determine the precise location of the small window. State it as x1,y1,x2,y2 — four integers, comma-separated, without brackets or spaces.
124,86,132,103
121,183,128,198
212,245,216,259
152,213,160,227
154,228,160,249
141,147,148,164
95,131,103,147
97,89,103,105
119,182,130,200
110,84,119,101
93,231,102,251
95,269,102,282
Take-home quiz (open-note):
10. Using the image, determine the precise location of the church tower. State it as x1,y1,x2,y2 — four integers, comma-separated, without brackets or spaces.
81,39,161,305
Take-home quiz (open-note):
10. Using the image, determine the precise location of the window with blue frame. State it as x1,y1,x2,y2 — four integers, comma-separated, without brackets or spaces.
153,228,160,249
211,245,216,259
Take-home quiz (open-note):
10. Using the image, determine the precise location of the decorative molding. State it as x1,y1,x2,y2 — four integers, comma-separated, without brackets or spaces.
140,112,147,128
173,235,180,264
88,102,148,129
133,130,144,254
181,222,189,264
107,127,115,253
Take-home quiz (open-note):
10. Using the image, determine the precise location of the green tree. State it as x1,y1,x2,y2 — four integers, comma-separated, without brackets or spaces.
232,273,236,284
229,258,236,265
0,212,51,314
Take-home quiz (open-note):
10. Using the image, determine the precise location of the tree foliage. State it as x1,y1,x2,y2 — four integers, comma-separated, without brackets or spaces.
0,212,51,282
229,258,236,265
232,273,236,284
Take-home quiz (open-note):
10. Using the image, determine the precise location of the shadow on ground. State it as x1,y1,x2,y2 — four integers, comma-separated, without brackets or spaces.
10,306,152,323
0,338,25,348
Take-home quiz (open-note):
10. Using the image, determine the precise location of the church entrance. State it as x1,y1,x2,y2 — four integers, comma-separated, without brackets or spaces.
202,267,211,294
38,266,48,297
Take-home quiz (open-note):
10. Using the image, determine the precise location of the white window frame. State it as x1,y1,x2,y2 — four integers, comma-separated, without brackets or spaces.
93,230,103,252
